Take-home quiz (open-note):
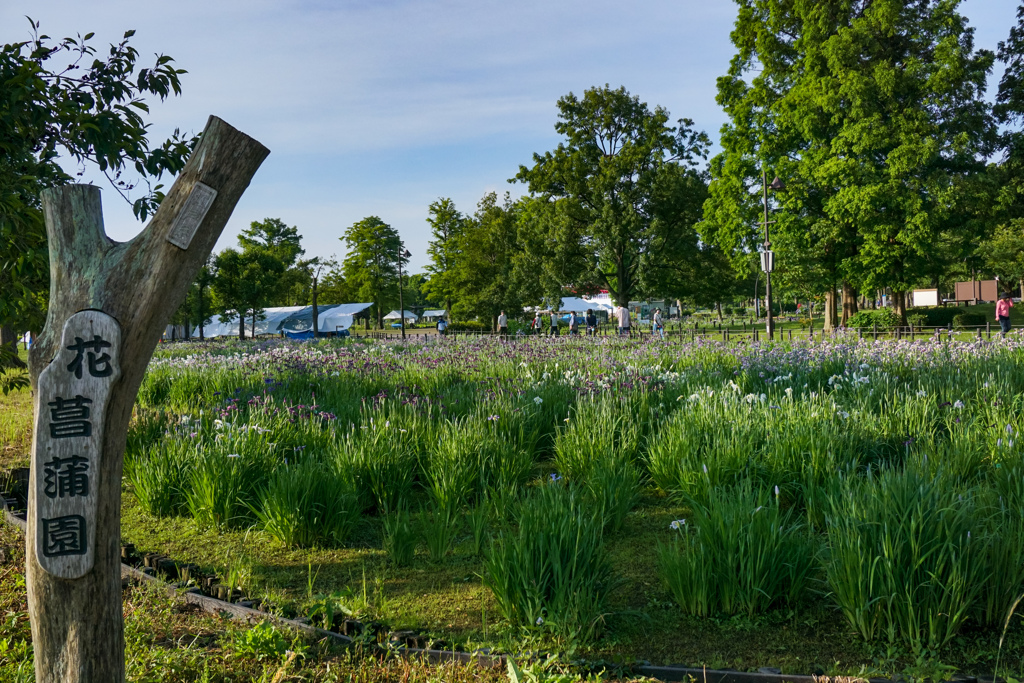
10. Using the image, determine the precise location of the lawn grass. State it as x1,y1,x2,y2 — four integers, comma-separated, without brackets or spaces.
7,334,1024,680
0,514,561,682
120,485,1024,677
0,347,32,470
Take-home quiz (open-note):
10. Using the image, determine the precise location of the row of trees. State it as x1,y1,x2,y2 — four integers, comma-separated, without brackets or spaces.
10,3,1024,345
417,2,1024,330
703,0,1024,328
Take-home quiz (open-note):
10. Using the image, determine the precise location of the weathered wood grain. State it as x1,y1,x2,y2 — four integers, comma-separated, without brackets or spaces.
27,116,268,683
31,311,121,579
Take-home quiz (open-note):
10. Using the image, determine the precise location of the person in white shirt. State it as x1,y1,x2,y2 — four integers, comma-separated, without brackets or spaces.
616,305,631,337
498,310,508,338
533,314,542,335
653,308,664,339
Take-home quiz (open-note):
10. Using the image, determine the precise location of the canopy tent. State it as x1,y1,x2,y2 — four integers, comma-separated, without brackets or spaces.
191,304,374,338
420,309,447,320
192,306,306,339
528,298,615,314
383,310,418,321
277,302,372,334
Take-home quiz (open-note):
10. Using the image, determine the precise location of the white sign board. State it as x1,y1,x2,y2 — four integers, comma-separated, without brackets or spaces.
32,310,121,579
912,289,939,308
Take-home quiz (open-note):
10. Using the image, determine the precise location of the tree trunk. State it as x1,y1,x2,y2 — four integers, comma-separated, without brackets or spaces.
823,288,839,331
311,277,319,339
893,290,908,326
0,325,26,368
841,281,858,325
27,116,267,683
716,302,723,321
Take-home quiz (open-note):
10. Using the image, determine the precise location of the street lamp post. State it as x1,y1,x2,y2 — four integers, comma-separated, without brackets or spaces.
761,171,784,341
398,246,411,339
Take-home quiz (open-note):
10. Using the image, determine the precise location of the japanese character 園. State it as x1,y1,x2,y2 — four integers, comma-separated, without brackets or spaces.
42,515,87,557
42,455,90,499
48,395,93,439
66,335,113,379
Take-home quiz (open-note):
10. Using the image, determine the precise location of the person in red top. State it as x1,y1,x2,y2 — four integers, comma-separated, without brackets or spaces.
996,292,1014,337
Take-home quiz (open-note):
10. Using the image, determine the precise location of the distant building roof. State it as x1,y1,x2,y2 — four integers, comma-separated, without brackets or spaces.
383,310,418,320
421,309,447,318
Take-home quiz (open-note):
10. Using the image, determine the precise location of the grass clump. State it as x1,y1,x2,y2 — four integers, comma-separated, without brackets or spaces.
253,460,360,548
382,508,416,566
483,481,617,646
658,481,818,617
825,466,983,654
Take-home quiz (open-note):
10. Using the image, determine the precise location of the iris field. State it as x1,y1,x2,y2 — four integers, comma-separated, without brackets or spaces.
121,333,1024,677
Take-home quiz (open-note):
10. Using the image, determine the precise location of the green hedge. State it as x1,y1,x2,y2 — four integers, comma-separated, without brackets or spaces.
907,306,965,327
449,321,489,332
846,309,900,329
953,312,987,329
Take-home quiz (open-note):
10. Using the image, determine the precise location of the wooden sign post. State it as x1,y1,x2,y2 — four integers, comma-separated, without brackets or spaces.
26,116,268,683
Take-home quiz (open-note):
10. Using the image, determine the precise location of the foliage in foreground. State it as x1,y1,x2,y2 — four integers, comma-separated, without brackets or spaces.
484,482,618,646
119,334,1024,666
658,480,818,618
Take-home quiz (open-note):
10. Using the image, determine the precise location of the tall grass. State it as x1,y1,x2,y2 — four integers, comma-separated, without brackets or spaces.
125,439,190,517
483,482,617,646
253,460,360,548
335,424,417,514
555,397,643,531
825,466,984,653
128,335,1024,652
658,480,818,617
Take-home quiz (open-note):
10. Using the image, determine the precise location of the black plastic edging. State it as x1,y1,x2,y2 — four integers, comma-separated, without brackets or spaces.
3,499,895,683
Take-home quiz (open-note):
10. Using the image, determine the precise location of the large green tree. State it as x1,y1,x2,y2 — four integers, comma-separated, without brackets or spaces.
211,248,286,339
514,85,710,307
239,217,311,305
451,192,526,328
0,21,195,358
422,198,466,319
703,0,994,327
341,216,406,329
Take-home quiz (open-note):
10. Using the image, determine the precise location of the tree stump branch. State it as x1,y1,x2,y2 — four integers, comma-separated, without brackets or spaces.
26,115,268,683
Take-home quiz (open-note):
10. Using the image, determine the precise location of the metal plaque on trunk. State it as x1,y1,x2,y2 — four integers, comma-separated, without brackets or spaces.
166,182,217,250
31,310,121,579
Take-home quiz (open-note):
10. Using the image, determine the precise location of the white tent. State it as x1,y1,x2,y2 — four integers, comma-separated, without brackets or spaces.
528,298,615,314
305,303,373,333
383,310,418,322
191,306,305,338
316,311,355,333
421,309,447,320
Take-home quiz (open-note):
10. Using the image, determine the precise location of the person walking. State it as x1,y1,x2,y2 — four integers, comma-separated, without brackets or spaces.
616,304,631,337
997,292,1014,337
498,310,508,339
532,313,542,335
569,311,580,336
653,307,664,340
585,308,597,336
549,311,559,336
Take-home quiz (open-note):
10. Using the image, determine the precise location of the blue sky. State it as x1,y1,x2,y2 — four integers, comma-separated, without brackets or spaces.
3,0,1020,271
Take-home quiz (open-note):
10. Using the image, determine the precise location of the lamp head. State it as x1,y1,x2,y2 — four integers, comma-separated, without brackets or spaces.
768,176,785,191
